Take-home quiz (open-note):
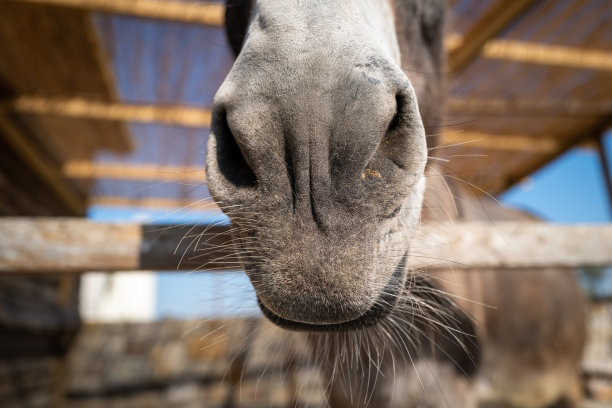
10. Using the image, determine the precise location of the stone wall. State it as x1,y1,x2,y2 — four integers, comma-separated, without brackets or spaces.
65,318,325,408
64,308,612,408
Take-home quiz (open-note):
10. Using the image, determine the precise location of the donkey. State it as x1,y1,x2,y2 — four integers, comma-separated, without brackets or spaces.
206,1,586,406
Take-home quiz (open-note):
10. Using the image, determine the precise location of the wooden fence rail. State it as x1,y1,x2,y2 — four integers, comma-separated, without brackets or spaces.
1,218,612,273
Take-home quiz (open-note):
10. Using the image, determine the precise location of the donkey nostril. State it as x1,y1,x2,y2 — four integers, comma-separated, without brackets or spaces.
387,93,407,133
212,109,257,189
376,87,425,173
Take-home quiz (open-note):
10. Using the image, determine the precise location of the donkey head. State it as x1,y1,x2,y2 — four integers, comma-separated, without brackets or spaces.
206,0,445,330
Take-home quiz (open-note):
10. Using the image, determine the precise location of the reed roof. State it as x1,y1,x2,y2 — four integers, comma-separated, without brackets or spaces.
1,0,610,214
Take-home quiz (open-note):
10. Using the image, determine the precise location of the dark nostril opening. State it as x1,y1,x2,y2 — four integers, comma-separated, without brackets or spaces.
377,90,418,172
387,93,406,133
213,109,258,189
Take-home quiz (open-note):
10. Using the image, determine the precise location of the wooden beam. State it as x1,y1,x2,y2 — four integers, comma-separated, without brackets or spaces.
441,131,560,154
8,0,224,26
1,219,611,273
0,110,84,215
489,119,612,195
89,196,218,211
10,96,212,128
63,160,206,183
412,222,612,270
16,95,607,137
448,0,537,74
0,219,235,273
10,95,582,157
483,40,612,71
446,33,612,73
448,97,612,117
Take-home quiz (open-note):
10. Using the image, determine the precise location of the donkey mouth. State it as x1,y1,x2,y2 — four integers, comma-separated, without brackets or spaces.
258,253,408,332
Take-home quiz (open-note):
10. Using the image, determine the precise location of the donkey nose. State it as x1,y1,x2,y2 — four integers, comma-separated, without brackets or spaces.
207,69,427,220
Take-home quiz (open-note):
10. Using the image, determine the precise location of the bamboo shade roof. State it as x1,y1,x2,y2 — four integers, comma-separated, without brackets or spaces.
0,0,610,212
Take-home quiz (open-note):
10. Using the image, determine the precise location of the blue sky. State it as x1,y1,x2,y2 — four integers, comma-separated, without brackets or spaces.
88,131,612,317
501,132,611,223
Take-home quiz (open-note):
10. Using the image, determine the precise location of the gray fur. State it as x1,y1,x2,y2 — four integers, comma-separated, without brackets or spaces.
207,1,586,406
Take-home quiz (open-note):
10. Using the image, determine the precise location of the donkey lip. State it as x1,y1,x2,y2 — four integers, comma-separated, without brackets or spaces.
258,253,408,332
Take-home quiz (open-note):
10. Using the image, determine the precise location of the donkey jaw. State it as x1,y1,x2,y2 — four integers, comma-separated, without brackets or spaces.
257,252,409,332
231,171,426,331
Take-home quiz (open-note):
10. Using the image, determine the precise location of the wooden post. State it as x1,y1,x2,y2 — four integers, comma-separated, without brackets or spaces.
596,134,612,220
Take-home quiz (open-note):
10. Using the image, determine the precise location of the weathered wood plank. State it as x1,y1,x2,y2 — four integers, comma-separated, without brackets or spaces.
0,219,142,273
448,97,612,118
483,40,612,71
9,96,212,128
8,0,225,26
63,161,206,183
0,219,236,273
1,219,611,273
89,196,219,212
440,130,559,153
448,0,537,74
411,222,612,270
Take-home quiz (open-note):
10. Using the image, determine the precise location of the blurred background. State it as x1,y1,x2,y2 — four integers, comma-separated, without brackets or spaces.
0,0,611,407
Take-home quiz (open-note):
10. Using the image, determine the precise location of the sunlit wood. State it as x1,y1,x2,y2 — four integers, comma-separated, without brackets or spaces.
11,96,212,127
441,131,559,154
444,32,463,53
16,94,606,136
89,196,218,211
2,219,611,273
448,97,612,117
448,0,537,74
63,160,206,182
483,39,612,71
8,0,224,26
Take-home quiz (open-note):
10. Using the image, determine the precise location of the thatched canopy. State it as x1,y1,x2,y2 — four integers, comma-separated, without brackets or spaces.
0,0,610,214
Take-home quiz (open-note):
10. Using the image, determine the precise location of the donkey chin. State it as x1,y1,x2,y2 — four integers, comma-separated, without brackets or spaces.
231,175,427,332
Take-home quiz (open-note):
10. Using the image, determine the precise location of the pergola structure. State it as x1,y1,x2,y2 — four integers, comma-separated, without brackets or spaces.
0,0,610,214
